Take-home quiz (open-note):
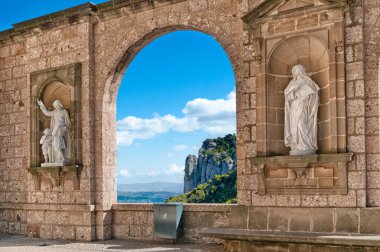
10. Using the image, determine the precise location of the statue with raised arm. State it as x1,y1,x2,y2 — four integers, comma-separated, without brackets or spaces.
284,65,320,156
37,99,70,165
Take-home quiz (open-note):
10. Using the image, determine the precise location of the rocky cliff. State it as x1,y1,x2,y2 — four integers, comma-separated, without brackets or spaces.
183,134,236,193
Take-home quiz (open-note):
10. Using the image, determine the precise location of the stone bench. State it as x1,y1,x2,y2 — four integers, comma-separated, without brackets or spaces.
199,228,380,251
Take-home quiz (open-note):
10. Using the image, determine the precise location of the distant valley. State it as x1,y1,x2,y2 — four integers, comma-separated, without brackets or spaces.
117,182,183,192
117,182,183,203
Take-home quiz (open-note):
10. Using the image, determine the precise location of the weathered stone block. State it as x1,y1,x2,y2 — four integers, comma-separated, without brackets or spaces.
229,206,248,229
289,208,310,232
26,224,40,237
113,225,130,238
312,208,333,233
335,208,359,233
268,207,289,231
360,208,380,234
248,207,267,230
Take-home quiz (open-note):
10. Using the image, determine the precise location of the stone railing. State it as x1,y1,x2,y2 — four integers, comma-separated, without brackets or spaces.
112,203,235,240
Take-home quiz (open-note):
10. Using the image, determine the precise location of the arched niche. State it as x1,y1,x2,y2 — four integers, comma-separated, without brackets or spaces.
254,27,346,157
266,35,331,155
29,64,82,190
38,80,73,141
245,0,350,195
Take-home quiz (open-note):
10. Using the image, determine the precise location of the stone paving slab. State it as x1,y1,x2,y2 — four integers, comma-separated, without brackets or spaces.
0,235,224,252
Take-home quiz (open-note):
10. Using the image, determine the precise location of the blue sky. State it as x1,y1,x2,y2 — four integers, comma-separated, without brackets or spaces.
2,1,236,185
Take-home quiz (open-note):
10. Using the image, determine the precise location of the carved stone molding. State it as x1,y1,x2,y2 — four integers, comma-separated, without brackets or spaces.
251,153,353,195
29,165,82,190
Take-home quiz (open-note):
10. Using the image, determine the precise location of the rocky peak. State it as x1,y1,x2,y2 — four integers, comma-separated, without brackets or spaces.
183,134,236,193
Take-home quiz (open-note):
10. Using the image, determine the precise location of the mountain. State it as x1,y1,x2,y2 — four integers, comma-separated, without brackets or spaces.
117,182,183,192
166,169,237,204
184,134,236,193
118,191,181,203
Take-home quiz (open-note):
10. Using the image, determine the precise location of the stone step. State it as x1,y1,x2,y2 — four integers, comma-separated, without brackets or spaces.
200,228,380,251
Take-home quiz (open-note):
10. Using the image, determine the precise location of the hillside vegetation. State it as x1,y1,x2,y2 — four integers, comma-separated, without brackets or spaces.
166,168,237,204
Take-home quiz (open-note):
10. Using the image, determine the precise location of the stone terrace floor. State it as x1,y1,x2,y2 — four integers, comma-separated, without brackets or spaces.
0,235,224,252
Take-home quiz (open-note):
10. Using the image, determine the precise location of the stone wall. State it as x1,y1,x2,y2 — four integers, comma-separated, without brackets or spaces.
228,206,380,235
0,0,379,242
92,0,243,239
236,0,375,209
0,0,244,241
363,0,380,207
0,10,95,239
112,204,233,240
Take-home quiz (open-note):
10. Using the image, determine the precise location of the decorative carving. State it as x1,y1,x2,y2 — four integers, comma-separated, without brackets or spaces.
251,153,353,195
284,65,320,156
29,165,81,190
37,99,71,166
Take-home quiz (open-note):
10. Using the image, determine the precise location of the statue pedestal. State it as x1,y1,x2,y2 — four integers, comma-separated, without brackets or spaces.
29,165,82,190
250,153,353,195
41,162,70,167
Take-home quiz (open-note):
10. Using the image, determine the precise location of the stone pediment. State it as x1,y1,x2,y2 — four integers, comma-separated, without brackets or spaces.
242,0,348,23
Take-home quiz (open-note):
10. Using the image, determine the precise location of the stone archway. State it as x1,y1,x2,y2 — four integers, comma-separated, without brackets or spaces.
92,4,244,239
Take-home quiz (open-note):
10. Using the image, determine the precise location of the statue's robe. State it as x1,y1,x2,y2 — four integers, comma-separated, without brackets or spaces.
284,76,319,154
40,106,70,162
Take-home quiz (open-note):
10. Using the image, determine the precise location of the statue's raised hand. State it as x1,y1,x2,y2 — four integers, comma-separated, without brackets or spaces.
37,99,44,107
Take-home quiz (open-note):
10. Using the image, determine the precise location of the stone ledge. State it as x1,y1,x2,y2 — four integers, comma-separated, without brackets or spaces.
112,203,154,211
112,203,235,212
0,0,188,42
183,204,235,212
0,3,96,42
0,203,93,211
200,228,380,247
250,153,353,165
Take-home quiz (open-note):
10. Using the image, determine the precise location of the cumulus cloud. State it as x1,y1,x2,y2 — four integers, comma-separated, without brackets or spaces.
135,171,160,177
119,169,130,177
117,91,236,146
165,164,185,175
131,164,183,177
174,145,187,151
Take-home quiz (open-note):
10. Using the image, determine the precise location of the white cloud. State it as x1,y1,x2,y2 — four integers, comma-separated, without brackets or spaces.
135,171,160,177
174,145,187,151
116,131,134,146
119,169,130,177
165,164,184,175
117,91,236,146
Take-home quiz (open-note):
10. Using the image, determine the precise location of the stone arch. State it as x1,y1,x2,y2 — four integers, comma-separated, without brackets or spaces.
97,24,240,208
103,25,239,106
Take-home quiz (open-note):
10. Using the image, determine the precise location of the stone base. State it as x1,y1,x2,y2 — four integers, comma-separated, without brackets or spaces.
250,153,353,195
41,162,69,167
29,165,82,190
289,149,316,156
200,228,380,251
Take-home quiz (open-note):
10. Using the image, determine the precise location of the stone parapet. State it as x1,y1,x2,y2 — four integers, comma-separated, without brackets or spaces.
111,203,234,241
227,206,380,235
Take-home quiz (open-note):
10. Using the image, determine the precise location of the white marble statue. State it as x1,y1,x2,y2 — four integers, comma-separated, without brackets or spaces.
37,99,70,165
40,128,52,164
284,65,320,156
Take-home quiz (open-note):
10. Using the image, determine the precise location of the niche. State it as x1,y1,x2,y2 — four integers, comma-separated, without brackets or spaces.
29,64,82,190
266,35,331,155
243,0,351,195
